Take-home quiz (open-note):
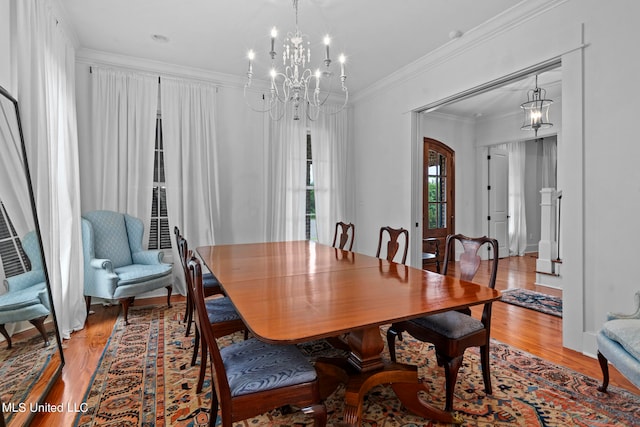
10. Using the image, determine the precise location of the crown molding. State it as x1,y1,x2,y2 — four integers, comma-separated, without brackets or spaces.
76,48,246,88
352,0,568,103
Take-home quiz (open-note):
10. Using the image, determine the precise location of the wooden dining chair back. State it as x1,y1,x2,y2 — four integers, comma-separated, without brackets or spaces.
386,234,499,412
188,256,327,427
332,221,355,251
174,226,225,336
422,237,441,273
376,226,409,264
175,227,247,394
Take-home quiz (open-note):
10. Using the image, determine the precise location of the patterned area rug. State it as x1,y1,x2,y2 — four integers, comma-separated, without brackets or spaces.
500,288,563,317
0,330,58,424
75,303,640,427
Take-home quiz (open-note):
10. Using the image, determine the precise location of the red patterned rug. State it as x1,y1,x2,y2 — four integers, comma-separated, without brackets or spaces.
75,303,639,426
0,329,58,424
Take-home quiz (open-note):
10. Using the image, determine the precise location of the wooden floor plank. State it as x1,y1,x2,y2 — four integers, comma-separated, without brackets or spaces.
27,255,637,426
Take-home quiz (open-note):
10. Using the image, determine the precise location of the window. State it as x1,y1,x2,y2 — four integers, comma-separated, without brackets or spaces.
305,133,317,240
148,116,171,250
0,201,29,279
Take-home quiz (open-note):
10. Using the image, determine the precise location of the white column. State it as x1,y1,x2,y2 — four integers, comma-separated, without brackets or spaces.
536,188,558,273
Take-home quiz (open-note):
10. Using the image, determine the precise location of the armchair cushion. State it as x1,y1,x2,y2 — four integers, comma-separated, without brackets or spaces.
114,264,173,286
602,319,640,362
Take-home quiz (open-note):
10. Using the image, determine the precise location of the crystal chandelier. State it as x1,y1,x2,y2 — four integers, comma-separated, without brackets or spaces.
244,0,348,121
520,75,553,136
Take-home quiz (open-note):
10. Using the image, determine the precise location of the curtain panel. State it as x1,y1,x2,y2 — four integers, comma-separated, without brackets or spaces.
15,0,86,337
86,67,158,232
160,77,220,295
310,105,352,246
265,108,308,242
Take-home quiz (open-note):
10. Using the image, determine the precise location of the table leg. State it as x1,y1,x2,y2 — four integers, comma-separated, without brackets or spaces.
318,326,463,426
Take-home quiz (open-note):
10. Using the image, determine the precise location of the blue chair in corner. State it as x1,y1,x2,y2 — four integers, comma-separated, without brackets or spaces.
0,231,51,348
81,210,173,325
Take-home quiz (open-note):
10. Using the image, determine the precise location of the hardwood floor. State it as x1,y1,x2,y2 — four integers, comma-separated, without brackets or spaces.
28,254,637,426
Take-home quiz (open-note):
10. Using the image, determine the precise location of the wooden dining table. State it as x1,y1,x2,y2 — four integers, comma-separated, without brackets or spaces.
197,240,501,425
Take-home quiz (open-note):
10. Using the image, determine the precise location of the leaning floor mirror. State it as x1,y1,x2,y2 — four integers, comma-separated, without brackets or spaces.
0,85,64,426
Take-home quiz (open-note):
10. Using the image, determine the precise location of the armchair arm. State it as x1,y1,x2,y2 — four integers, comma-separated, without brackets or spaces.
132,250,165,265
4,269,46,292
606,290,640,321
90,258,115,273
38,288,52,312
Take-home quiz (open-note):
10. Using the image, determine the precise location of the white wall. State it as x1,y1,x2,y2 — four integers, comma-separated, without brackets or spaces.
74,55,269,245
351,0,640,355
0,0,11,91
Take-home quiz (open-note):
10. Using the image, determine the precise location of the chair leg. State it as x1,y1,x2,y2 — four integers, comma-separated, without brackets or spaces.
165,285,172,308
29,316,50,347
435,259,441,273
597,351,610,393
0,324,12,349
386,324,403,363
441,353,464,412
119,297,135,325
185,297,193,337
304,403,327,427
480,344,492,395
183,296,191,324
208,369,219,427
191,324,200,367
85,295,92,316
197,334,208,394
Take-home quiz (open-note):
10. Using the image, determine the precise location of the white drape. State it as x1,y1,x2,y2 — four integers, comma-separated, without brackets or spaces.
86,68,158,233
15,0,86,337
309,105,352,246
265,109,307,242
508,141,527,256
160,77,220,295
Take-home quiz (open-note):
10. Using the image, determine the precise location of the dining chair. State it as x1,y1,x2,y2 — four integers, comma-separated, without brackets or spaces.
375,226,409,264
422,237,441,273
332,221,355,251
386,234,499,412
177,234,246,394
188,256,327,427
173,226,225,337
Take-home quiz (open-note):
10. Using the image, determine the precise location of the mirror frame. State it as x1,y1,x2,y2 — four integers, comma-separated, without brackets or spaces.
0,85,65,426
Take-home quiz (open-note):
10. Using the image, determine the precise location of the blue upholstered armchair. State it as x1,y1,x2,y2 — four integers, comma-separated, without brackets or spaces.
597,291,640,392
81,210,172,325
0,231,51,348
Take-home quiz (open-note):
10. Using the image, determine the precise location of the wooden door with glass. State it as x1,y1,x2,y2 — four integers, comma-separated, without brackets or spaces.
423,138,454,270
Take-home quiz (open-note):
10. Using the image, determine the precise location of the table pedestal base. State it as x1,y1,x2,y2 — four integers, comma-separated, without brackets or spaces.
315,326,463,426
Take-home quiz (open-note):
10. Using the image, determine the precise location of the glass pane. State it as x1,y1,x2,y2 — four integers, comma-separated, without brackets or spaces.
440,177,447,202
428,177,439,202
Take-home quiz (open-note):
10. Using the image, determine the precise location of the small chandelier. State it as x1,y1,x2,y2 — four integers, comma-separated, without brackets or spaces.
520,75,553,136
244,0,348,121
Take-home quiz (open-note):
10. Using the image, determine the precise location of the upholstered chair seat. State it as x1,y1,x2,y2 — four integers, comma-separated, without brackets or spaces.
0,231,51,348
82,210,172,324
204,298,242,324
222,338,318,397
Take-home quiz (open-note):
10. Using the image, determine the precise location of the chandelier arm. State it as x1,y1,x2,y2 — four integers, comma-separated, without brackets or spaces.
243,83,278,113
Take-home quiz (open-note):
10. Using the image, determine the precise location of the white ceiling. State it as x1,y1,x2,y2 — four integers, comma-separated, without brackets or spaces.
58,0,560,119
59,0,519,97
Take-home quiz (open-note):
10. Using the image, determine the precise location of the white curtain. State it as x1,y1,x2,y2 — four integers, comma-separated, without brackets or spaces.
160,77,220,295
265,109,307,241
508,141,527,256
86,68,158,231
15,0,86,337
309,105,352,246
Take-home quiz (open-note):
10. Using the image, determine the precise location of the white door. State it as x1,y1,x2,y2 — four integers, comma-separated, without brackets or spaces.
488,147,509,258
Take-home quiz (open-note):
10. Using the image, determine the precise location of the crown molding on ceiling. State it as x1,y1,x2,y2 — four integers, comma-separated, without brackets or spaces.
351,0,568,104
